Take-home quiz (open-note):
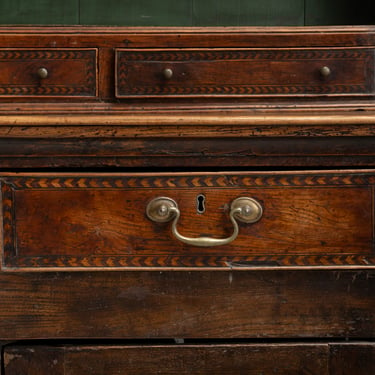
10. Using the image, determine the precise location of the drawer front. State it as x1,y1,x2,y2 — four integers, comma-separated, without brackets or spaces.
1,344,331,375
1,270,373,339
0,49,97,97
4,343,375,375
1,171,375,270
116,48,375,98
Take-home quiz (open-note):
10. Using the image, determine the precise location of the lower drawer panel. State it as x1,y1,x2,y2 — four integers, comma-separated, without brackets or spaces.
4,343,374,374
0,270,373,340
1,171,375,270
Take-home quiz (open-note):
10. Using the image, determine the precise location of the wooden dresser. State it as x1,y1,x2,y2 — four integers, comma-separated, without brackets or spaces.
0,26,374,374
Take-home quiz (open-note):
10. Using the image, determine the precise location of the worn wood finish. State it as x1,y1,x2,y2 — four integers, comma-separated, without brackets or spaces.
0,270,373,340
116,48,374,98
0,26,373,369
5,343,374,374
1,26,375,49
0,49,97,97
1,171,375,270
0,26,374,104
0,25,374,107
3,344,330,374
2,130,375,169
330,343,375,374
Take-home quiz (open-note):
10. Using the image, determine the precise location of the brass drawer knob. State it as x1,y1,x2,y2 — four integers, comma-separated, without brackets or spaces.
37,67,49,79
162,68,173,80
146,196,263,247
320,66,331,77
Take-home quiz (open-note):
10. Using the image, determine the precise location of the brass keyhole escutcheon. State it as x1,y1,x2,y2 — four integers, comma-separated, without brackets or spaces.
196,194,206,214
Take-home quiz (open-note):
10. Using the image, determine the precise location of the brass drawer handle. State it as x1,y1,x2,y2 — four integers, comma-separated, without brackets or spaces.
146,196,262,247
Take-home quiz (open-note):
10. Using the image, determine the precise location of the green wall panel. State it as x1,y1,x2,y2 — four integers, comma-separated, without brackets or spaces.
0,0,79,25
193,0,242,26
193,0,304,26
79,0,192,26
0,0,373,26
238,0,304,26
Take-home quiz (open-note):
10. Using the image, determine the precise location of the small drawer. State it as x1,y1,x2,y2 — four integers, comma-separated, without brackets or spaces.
116,48,375,98
1,171,375,270
0,49,97,97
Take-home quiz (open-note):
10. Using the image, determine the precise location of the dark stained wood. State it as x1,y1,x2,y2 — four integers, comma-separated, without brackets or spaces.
330,343,375,374
3,344,329,374
1,171,374,270
2,135,375,169
0,26,374,370
0,270,373,340
0,26,373,103
5,342,374,374
116,48,375,98
0,26,375,49
0,49,97,97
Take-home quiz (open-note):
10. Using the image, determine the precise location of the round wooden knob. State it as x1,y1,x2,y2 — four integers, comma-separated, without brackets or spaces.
37,67,48,79
320,66,331,77
162,68,173,80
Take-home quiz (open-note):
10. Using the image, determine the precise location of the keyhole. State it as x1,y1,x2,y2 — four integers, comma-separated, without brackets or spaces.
197,194,206,214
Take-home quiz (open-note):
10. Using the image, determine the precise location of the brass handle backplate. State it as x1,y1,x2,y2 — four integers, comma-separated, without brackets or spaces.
146,196,263,247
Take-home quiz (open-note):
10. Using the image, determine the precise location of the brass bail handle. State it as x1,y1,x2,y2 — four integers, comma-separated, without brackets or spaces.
146,197,263,247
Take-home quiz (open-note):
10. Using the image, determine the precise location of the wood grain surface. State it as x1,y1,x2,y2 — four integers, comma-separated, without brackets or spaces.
0,270,373,340
330,343,375,374
5,342,374,374
2,171,374,269
116,48,374,98
3,344,329,374
0,25,373,370
0,49,97,97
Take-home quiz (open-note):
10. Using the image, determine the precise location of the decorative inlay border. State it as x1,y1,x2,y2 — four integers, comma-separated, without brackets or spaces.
4,173,375,190
116,48,374,97
2,174,375,270
1,182,16,265
0,49,97,96
117,85,368,96
4,255,375,269
117,49,372,62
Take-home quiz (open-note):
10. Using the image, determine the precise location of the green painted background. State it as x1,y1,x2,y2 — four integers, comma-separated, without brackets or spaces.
0,0,373,26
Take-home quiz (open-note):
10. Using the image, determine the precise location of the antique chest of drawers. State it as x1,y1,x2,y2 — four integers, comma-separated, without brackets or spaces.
0,26,374,374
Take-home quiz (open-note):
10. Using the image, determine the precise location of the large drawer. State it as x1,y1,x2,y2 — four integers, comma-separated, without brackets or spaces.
1,171,375,270
0,49,97,97
3,343,374,374
116,47,375,98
